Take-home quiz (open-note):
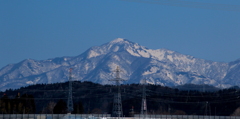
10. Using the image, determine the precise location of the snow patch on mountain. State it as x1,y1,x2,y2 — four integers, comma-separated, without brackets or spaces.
113,46,119,52
126,48,141,57
113,55,120,61
88,50,101,59
143,66,159,75
167,55,173,62
110,38,126,44
147,49,165,61
34,77,41,83
138,50,150,58
26,81,34,85
84,63,90,71
108,62,119,71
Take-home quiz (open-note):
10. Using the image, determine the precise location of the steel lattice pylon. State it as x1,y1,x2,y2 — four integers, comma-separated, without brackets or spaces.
109,66,125,117
67,68,73,113
141,79,147,116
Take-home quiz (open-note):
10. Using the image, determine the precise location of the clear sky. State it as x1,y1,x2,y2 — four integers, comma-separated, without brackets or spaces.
1,0,240,68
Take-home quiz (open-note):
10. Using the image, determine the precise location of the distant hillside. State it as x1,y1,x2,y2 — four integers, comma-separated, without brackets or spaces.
0,81,240,116
174,84,220,92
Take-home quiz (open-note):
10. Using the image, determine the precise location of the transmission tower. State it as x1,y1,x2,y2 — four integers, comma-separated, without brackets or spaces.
204,101,211,116
67,68,74,113
141,79,147,116
109,66,125,117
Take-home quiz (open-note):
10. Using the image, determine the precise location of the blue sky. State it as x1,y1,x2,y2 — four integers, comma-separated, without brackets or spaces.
0,0,240,68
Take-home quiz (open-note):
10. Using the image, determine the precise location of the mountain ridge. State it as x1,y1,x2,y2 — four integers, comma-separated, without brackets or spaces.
0,38,239,91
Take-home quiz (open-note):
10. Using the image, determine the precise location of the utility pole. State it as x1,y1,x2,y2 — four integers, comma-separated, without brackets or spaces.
204,101,208,116
67,68,73,113
141,79,147,118
109,66,125,117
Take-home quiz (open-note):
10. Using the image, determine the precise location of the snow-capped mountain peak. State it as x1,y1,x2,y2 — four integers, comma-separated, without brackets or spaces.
106,38,136,49
104,39,178,62
0,38,239,91
109,38,128,44
86,38,142,58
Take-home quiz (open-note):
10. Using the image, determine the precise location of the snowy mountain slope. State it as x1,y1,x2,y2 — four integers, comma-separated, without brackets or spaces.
223,59,240,87
0,38,238,91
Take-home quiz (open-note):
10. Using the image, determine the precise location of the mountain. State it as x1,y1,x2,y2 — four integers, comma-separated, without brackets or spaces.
0,38,239,91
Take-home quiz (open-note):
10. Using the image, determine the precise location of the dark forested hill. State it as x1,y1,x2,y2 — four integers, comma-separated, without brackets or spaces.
0,81,240,116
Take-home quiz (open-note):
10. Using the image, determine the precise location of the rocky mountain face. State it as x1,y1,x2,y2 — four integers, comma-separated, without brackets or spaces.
0,38,239,91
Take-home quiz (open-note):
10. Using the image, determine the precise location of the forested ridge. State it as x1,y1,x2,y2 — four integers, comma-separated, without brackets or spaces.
0,81,240,116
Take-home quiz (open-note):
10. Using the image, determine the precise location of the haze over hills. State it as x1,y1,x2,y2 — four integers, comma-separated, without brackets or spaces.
0,38,240,91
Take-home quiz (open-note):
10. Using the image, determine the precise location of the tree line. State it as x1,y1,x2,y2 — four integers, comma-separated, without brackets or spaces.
0,81,240,116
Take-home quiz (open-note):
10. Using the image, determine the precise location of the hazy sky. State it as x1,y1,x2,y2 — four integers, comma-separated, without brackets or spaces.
1,0,240,68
